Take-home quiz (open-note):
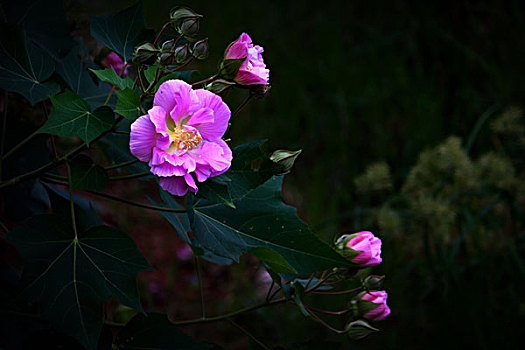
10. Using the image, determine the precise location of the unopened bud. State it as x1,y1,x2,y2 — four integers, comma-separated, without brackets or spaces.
133,43,157,65
170,6,202,26
174,44,189,64
345,320,379,340
270,149,302,172
161,39,176,52
191,38,208,60
205,79,235,95
363,275,385,291
179,17,200,37
250,84,271,99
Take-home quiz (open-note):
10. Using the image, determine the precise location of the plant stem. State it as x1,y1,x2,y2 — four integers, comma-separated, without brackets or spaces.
104,159,138,170
87,190,186,213
111,130,130,135
232,94,253,117
42,102,58,160
305,306,350,316
104,86,116,106
153,22,171,46
310,287,362,296
107,171,151,181
265,280,275,302
191,74,217,87
227,318,271,350
174,57,193,71
1,130,38,161
0,218,8,234
66,162,78,240
303,305,347,334
0,90,7,180
171,297,287,326
194,256,206,318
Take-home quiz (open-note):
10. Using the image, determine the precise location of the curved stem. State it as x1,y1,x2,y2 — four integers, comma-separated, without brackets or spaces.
310,287,362,296
1,130,38,161
228,319,271,350
305,306,350,316
191,74,217,87
153,22,171,46
232,94,253,117
104,86,116,106
0,218,8,234
195,256,206,318
303,305,347,334
42,102,57,160
174,57,193,71
104,159,138,170
108,171,151,181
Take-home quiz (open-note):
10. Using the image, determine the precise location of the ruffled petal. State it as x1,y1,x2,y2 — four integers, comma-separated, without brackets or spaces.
235,69,269,85
159,176,189,196
194,89,231,140
129,115,156,162
186,107,214,129
148,105,169,134
225,41,248,60
190,141,231,173
154,80,198,124
184,173,198,194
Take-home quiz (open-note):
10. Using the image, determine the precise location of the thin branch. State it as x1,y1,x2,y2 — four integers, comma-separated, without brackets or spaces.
191,74,217,87
42,102,57,159
87,190,186,213
265,280,275,302
228,318,271,350
0,218,8,234
232,94,253,117
305,306,350,316
194,256,206,318
1,130,38,161
303,305,347,334
310,287,362,296
66,162,78,240
104,159,138,170
104,86,116,106
0,90,7,180
107,171,151,181
111,130,130,135
153,22,171,46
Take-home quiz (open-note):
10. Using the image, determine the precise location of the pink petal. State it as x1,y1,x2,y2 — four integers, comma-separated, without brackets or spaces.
150,162,185,177
194,89,231,140
148,105,169,134
235,69,269,85
186,107,214,129
190,141,231,172
184,173,198,194
129,115,156,162
154,80,198,124
159,176,189,196
225,42,248,60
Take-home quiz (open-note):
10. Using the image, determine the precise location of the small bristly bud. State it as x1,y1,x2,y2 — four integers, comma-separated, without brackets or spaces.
170,6,202,38
133,43,157,65
191,38,208,60
170,6,202,25
179,17,200,37
270,149,302,172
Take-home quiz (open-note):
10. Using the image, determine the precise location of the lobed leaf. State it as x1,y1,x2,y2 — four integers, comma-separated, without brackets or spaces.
115,88,142,121
39,90,114,145
188,176,353,274
8,215,152,350
90,67,134,91
69,155,109,191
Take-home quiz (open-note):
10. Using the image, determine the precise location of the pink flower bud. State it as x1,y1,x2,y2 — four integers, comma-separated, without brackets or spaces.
334,231,382,266
224,33,269,85
359,291,391,321
102,52,128,76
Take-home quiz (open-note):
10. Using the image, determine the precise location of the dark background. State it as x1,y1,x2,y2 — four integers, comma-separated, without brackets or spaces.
7,0,525,348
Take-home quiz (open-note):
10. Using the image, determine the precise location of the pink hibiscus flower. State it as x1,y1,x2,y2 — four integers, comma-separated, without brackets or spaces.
102,52,129,77
129,79,232,196
225,33,269,85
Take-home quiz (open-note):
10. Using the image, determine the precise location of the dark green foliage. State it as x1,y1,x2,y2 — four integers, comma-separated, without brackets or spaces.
188,176,353,274
69,155,109,191
39,91,114,145
0,24,60,105
90,1,146,62
116,313,218,349
115,88,142,121
90,68,134,91
8,215,152,350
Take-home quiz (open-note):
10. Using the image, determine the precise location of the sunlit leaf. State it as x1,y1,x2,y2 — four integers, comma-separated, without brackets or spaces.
39,91,114,145
115,88,142,121
8,215,152,350
90,68,134,91
188,176,352,274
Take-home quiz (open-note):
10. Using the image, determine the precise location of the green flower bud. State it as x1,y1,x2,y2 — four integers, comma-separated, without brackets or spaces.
205,79,235,95
270,149,302,172
174,44,189,64
191,38,208,60
133,43,157,65
179,17,200,37
363,275,385,291
345,320,379,340
170,6,202,26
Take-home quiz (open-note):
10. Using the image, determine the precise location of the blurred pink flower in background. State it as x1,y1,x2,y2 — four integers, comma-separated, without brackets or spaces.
360,291,391,321
129,79,232,196
102,52,129,76
225,33,269,85
335,231,382,266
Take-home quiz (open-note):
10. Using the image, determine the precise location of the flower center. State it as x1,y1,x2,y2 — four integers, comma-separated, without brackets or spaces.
246,61,253,71
167,126,202,152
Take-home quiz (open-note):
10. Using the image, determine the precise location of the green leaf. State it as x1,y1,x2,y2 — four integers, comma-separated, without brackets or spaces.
0,24,60,105
345,320,379,340
155,71,196,92
219,58,246,80
144,65,158,84
70,155,108,191
57,45,115,109
90,1,146,62
8,214,152,350
116,313,216,349
292,282,310,317
225,140,286,200
39,91,115,145
90,68,134,91
188,176,352,274
115,88,142,121
196,178,235,208
249,247,297,274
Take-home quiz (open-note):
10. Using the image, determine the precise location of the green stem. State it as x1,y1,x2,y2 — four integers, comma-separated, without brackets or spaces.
42,102,58,160
87,190,186,213
0,218,8,234
107,171,151,181
1,130,38,161
191,74,217,87
232,94,253,117
303,305,347,334
66,162,78,240
104,159,138,170
227,318,271,350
